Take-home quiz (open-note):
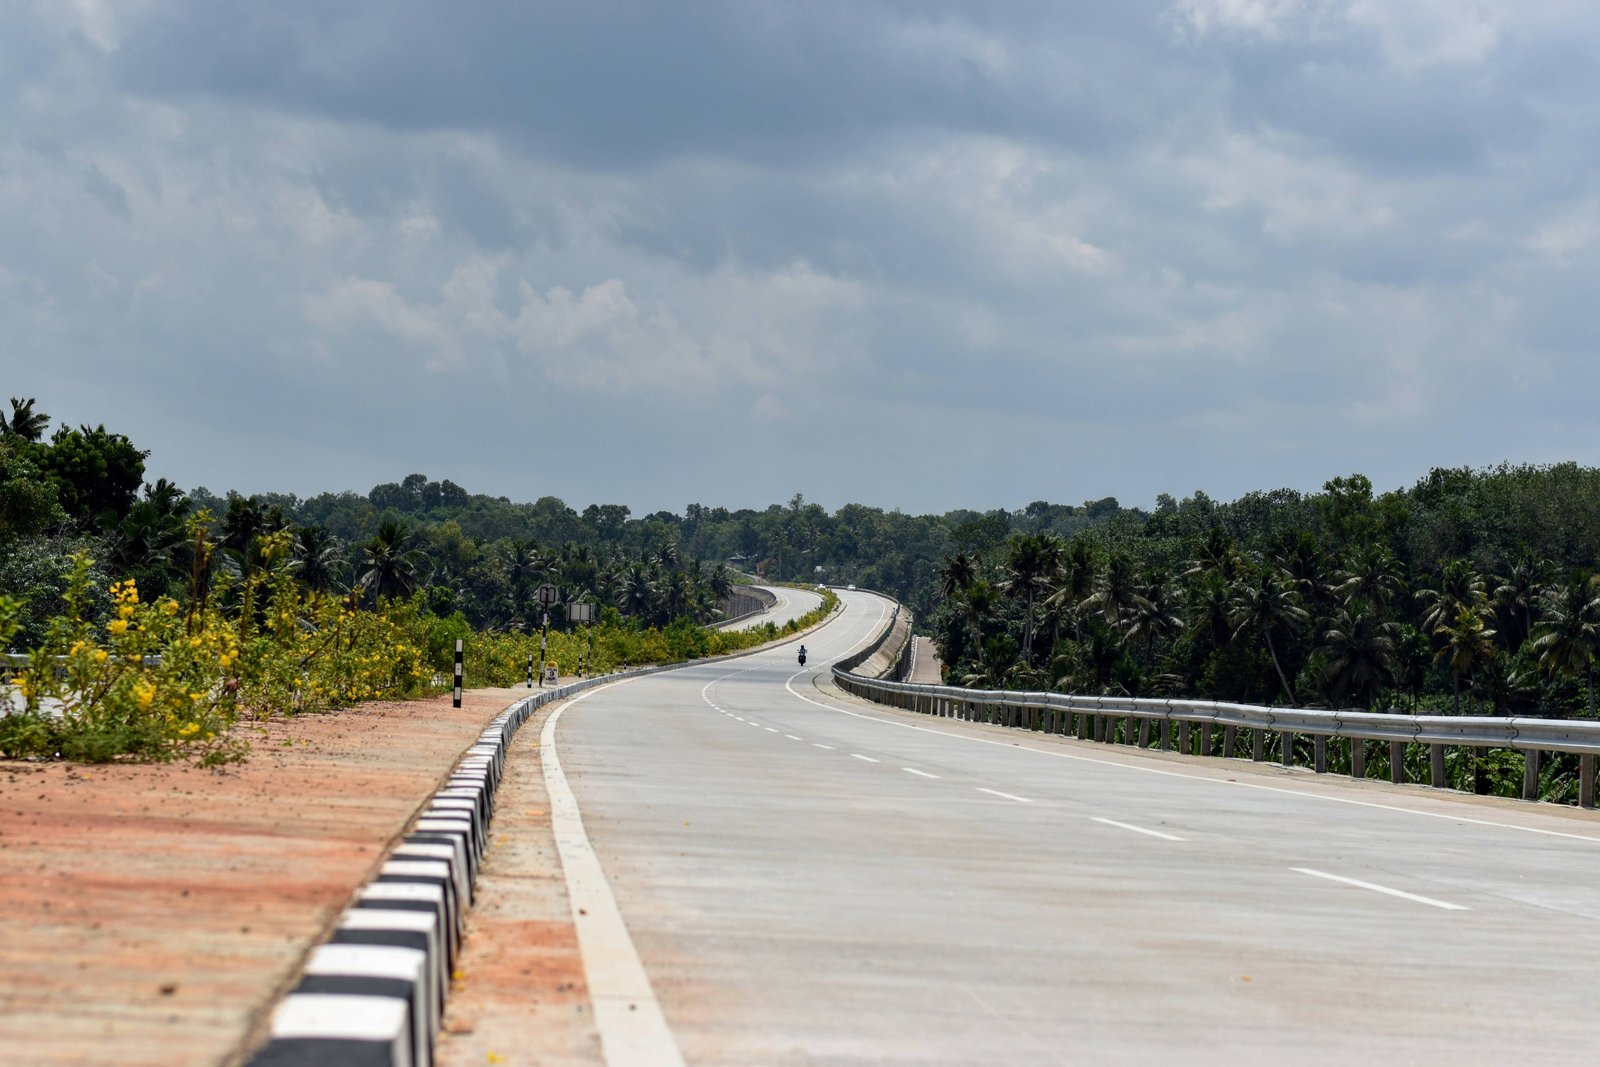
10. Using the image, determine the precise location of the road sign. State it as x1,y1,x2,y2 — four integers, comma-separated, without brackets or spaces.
536,583,560,606
544,662,558,684
568,602,596,623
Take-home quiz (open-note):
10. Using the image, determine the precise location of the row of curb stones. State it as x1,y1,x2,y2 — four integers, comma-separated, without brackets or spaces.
241,600,846,1067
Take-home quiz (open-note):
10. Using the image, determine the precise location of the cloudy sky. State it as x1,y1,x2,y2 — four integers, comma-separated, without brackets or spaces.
4,1,1597,515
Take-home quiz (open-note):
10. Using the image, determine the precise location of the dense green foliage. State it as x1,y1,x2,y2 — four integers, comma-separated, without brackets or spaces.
930,471,1600,732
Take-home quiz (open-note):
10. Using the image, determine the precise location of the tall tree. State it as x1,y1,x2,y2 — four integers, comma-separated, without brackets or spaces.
1229,565,1309,704
1532,581,1600,719
358,519,430,602
1317,607,1398,707
1433,606,1498,715
0,397,50,442
1002,533,1059,665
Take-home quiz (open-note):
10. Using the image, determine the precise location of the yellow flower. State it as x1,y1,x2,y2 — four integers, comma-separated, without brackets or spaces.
107,619,129,636
133,681,156,710
117,604,135,620
160,599,180,617
178,721,200,737
93,650,108,664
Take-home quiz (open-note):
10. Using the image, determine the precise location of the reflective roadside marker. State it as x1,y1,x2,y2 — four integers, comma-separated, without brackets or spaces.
453,639,463,708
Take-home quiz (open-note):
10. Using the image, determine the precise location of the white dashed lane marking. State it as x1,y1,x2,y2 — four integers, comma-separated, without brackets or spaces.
1091,817,1185,842
976,788,1033,804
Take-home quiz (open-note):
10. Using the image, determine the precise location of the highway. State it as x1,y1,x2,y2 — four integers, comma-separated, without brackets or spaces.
552,589,1600,1064
723,585,825,631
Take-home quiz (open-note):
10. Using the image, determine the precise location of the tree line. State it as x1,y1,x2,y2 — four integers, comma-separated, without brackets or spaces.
931,470,1600,720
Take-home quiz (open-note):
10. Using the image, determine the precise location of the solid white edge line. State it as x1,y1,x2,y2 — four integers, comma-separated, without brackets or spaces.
543,684,686,1067
1091,816,1186,842
976,787,1034,804
1292,867,1469,911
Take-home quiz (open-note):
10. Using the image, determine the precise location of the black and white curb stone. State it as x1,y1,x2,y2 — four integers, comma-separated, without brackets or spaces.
246,630,819,1066
245,693,543,1067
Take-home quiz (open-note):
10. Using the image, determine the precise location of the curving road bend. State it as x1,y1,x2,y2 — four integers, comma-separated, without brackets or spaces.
553,589,1600,1065
723,585,825,632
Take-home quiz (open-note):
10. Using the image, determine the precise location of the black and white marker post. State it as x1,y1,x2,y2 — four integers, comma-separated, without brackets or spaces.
535,584,560,688
452,639,463,708
526,655,533,689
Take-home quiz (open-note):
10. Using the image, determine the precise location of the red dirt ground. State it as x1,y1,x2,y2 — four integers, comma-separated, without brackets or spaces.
0,687,578,1067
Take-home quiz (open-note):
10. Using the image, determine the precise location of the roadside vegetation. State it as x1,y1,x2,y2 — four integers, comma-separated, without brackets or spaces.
930,471,1600,721
0,398,834,764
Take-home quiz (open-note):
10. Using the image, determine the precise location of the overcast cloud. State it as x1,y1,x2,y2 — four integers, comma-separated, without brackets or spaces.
3,1,1597,514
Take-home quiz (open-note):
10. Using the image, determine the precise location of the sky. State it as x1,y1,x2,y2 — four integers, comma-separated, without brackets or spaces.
4,1,1598,516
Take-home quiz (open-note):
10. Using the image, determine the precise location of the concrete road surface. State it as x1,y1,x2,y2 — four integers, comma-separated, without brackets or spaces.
552,589,1600,1065
723,585,825,631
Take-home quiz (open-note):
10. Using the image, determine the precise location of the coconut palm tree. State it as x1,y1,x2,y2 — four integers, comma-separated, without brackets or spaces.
937,552,979,600
1417,559,1488,635
1331,543,1406,614
1434,606,1498,715
1317,607,1398,707
1002,533,1060,665
358,519,431,603
1125,573,1184,669
1229,565,1309,704
616,561,657,620
0,397,50,441
1083,551,1146,635
1532,580,1600,719
291,526,348,595
1492,556,1544,649
1043,539,1096,641
1183,527,1242,585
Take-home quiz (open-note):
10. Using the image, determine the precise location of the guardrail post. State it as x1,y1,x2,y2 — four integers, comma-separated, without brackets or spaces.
1179,720,1191,754
1138,720,1150,748
1196,722,1208,756
1223,725,1237,758
1581,754,1597,809
1252,729,1264,762
1521,749,1539,801
1313,736,1328,774
1077,713,1088,740
1160,719,1172,751
1351,739,1366,780
1430,744,1446,788
1280,731,1293,768
1390,741,1405,784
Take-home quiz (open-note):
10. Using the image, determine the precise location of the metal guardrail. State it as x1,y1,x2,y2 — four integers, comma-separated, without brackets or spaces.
834,666,1600,809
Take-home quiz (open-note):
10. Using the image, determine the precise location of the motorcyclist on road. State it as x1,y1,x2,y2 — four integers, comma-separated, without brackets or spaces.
798,644,808,666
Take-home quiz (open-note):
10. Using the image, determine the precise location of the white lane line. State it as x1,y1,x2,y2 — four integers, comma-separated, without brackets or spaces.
851,753,880,763
765,727,779,733
782,668,1600,847
785,734,802,741
1292,867,1469,912
814,744,835,750
543,684,687,1065
976,787,1034,804
902,767,940,779
1092,817,1186,842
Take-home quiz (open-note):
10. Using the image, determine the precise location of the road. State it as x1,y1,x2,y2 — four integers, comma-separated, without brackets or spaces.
723,585,825,631
552,589,1600,1065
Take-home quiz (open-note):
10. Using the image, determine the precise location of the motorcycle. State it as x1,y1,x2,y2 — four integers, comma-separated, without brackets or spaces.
797,646,808,666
